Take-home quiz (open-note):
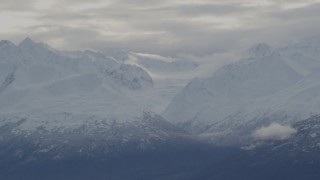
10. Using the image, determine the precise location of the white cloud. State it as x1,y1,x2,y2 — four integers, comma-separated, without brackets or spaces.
252,122,297,140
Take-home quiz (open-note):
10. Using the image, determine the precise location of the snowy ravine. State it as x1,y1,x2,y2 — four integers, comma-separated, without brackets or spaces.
0,37,202,157
163,39,320,145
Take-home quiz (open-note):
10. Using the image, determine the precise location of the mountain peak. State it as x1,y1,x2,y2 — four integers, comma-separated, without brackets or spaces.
18,37,38,48
0,40,16,49
18,37,56,55
247,43,272,57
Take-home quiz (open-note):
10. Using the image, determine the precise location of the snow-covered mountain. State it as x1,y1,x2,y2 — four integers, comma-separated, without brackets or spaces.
0,38,213,180
0,38,200,158
163,39,320,145
2,37,320,180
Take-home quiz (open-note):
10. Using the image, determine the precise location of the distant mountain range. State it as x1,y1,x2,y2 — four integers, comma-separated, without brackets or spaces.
1,37,320,179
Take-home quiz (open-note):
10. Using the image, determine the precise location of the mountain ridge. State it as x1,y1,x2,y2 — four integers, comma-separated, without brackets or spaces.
163,40,320,145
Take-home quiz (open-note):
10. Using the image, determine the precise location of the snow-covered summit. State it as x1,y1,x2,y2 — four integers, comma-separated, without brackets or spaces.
0,38,157,135
19,37,36,47
163,38,320,145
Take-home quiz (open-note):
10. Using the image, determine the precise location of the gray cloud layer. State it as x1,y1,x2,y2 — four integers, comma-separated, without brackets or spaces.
1,0,320,56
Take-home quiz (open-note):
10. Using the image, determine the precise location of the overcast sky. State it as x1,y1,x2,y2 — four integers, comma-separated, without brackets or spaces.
1,0,320,56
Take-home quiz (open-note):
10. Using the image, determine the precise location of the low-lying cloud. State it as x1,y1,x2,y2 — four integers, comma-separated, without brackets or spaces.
252,122,297,140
